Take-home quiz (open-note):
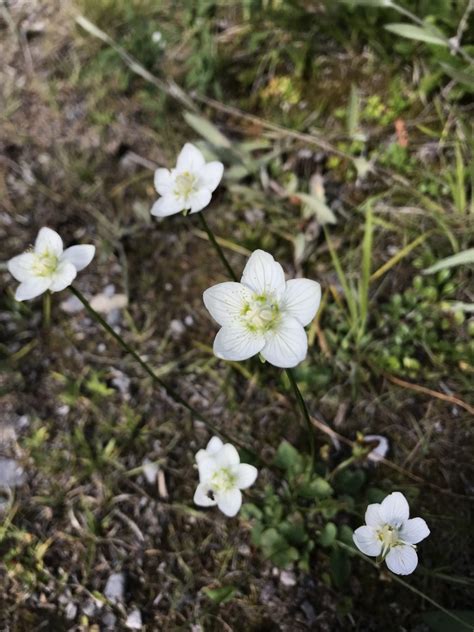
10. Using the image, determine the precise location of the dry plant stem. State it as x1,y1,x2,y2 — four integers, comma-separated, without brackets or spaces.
69,286,247,450
337,541,473,631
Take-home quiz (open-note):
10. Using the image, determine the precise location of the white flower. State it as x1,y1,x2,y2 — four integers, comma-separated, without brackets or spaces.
151,143,223,217
7,227,95,301
203,249,321,368
363,434,389,463
353,491,430,575
193,436,258,517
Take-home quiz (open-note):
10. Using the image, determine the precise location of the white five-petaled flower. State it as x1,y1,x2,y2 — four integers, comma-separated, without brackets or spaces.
353,491,430,575
203,249,321,368
151,143,224,217
7,227,95,301
193,436,258,517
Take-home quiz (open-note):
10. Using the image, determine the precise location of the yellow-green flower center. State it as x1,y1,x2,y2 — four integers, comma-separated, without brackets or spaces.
174,171,198,200
242,294,280,333
32,251,59,277
211,467,237,493
377,524,400,551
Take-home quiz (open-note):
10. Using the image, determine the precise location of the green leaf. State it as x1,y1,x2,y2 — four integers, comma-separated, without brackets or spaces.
274,441,304,473
335,469,366,494
384,23,448,47
183,112,232,148
440,63,474,92
295,192,337,225
422,610,474,631
203,585,237,605
423,249,474,274
260,528,300,567
298,477,333,499
340,0,393,6
318,522,337,547
330,548,351,588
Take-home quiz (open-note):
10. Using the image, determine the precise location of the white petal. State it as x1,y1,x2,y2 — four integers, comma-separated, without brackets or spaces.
194,483,217,507
385,545,418,575
213,324,265,362
15,277,51,301
7,253,36,282
151,195,184,217
35,227,63,256
260,316,308,368
353,526,382,557
399,518,430,544
206,436,224,455
203,282,252,326
365,503,384,528
199,161,224,192
49,261,77,292
236,464,258,489
241,250,286,298
364,435,389,462
216,488,242,517
197,456,218,482
189,188,212,214
176,143,205,172
61,245,95,271
214,444,240,468
282,278,321,327
154,168,174,195
379,492,410,527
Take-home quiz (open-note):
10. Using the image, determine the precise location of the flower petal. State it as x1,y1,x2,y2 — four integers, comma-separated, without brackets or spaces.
213,323,265,362
385,545,418,575
241,250,286,298
203,282,252,326
379,492,410,526
206,436,224,455
35,227,63,256
15,277,51,301
49,261,77,292
176,143,205,172
7,253,36,282
365,503,384,528
199,161,224,192
353,526,382,557
260,316,308,368
216,488,242,517
214,444,240,468
197,456,218,482
189,188,212,214
61,245,95,271
154,168,174,195
282,278,321,327
194,483,217,507
399,518,430,545
236,464,258,489
151,195,184,217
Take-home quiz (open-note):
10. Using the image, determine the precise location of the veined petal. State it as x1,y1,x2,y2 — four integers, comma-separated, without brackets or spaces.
206,436,224,455
15,277,51,301
151,195,184,217
189,188,212,214
365,503,384,528
216,488,242,517
176,143,205,172
236,464,258,489
194,483,217,507
203,282,252,326
379,492,410,527
200,161,224,192
282,278,321,327
35,227,63,257
241,250,286,298
260,316,308,368
213,324,265,362
154,168,174,195
399,518,430,544
353,526,382,557
385,544,418,575
197,456,218,482
61,245,95,271
214,444,240,469
49,261,77,292
7,253,36,282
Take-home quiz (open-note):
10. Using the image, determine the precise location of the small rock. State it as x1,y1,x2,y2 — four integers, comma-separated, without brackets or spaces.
104,572,125,603
125,609,142,629
169,319,185,338
65,602,77,620
90,292,128,314
0,457,25,489
280,570,297,587
60,295,84,314
142,459,158,485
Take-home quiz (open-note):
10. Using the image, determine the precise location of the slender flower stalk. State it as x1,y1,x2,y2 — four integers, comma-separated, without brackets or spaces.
198,213,238,282
43,291,51,328
69,286,245,450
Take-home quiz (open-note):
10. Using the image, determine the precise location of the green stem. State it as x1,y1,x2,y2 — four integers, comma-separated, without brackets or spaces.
43,291,51,328
198,213,238,281
69,286,244,449
337,541,473,630
286,368,315,465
